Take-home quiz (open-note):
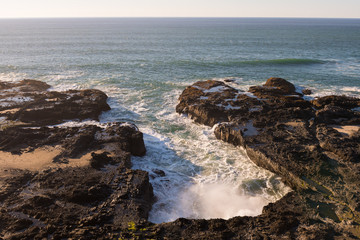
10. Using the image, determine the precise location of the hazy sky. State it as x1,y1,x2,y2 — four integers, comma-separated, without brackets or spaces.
1,0,359,18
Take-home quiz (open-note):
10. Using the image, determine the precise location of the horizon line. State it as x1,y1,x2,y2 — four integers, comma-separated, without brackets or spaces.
0,16,359,20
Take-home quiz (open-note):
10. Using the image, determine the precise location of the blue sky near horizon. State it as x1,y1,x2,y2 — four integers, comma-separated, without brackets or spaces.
0,0,359,19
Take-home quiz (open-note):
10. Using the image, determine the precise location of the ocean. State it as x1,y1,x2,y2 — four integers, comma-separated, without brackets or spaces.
0,18,359,223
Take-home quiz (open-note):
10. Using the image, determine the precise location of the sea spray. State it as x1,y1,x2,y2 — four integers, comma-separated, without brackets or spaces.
131,98,290,223
1,18,359,223
181,183,268,219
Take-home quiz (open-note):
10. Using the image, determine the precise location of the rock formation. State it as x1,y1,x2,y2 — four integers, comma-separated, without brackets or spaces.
0,80,153,239
2,78,360,239
174,78,360,239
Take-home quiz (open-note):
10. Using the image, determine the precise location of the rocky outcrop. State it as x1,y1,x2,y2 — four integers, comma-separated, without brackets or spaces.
3,78,360,239
176,78,360,238
0,80,153,239
0,79,110,126
150,192,339,239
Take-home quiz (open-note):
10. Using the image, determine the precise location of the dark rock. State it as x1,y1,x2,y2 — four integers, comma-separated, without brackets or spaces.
28,196,54,207
0,79,110,126
3,78,359,239
153,169,166,177
263,77,296,93
176,78,360,238
0,79,51,92
312,95,360,109
90,152,112,169
0,81,154,239
9,218,33,232
224,78,235,83
302,88,312,95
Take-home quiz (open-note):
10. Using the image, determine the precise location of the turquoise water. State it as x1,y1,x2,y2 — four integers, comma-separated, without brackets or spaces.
1,18,359,223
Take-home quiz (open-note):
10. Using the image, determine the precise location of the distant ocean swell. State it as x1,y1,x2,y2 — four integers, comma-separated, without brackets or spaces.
1,18,359,224
173,58,328,68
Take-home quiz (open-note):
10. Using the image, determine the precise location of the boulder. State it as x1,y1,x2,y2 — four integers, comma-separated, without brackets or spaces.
263,77,296,93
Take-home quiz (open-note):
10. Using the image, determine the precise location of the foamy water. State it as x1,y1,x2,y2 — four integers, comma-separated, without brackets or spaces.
1,18,359,223
129,85,289,223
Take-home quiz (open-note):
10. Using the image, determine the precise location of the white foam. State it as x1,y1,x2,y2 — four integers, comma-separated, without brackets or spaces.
249,107,261,112
199,96,208,100
242,92,259,99
0,96,34,103
130,87,291,223
352,107,360,112
216,103,242,110
179,183,268,219
243,121,259,137
295,85,304,95
49,83,82,92
203,85,228,93
296,86,316,101
40,71,84,83
0,72,28,82
306,83,360,99
49,120,110,128
32,78,292,223
0,96,34,107
342,87,360,92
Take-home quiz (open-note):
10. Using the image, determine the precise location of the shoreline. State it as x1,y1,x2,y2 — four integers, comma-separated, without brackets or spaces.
1,78,360,239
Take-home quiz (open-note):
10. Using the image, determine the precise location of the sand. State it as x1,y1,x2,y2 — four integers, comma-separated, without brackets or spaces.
0,146,91,172
331,125,360,137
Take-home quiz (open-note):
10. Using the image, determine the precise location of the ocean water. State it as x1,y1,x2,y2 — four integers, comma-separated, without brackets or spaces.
1,18,359,223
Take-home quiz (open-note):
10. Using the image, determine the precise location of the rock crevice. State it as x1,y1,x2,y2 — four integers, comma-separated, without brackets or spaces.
0,80,153,239
174,78,360,239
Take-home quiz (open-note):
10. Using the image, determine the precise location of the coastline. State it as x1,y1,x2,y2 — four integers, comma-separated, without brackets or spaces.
1,78,360,239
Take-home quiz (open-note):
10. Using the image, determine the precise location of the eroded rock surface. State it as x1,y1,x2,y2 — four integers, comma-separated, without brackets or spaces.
175,78,360,239
0,79,110,126
3,78,360,239
0,80,153,239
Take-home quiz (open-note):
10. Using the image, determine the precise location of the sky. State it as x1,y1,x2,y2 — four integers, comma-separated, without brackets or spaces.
0,0,359,19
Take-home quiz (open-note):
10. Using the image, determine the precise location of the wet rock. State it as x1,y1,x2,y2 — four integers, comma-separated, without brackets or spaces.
224,78,236,83
0,79,110,126
0,79,51,92
151,192,337,239
302,88,312,95
264,77,296,93
3,78,359,239
0,81,153,239
90,152,112,169
311,95,360,109
0,128,154,239
153,169,166,177
176,78,360,238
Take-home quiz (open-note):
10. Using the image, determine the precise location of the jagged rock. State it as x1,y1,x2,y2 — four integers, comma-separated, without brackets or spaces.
0,80,153,239
0,79,51,92
312,95,360,109
90,152,112,169
0,79,110,126
3,78,360,239
176,78,360,238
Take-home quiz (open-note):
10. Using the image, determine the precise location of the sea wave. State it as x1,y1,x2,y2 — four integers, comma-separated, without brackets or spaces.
173,58,327,68
0,72,28,82
129,87,290,223
238,58,327,66
341,86,360,92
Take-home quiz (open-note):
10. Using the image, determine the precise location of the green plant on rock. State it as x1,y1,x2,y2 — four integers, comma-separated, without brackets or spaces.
118,221,155,240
